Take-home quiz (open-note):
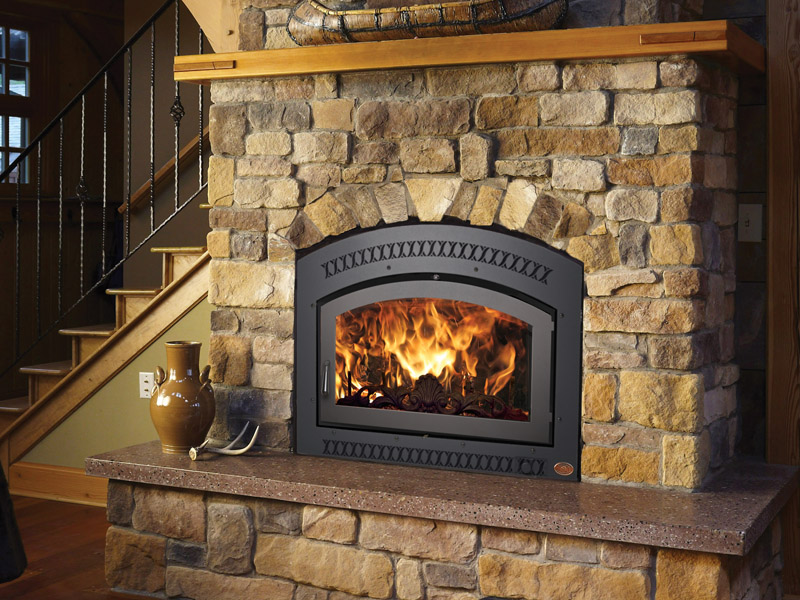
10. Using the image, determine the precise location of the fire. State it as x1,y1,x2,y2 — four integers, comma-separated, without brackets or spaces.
335,298,528,403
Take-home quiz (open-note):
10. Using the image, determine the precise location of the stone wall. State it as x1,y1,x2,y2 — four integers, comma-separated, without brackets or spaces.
205,56,739,491
104,481,784,600
238,1,706,51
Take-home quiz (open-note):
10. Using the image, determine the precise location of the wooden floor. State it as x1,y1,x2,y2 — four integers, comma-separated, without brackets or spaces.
0,496,139,600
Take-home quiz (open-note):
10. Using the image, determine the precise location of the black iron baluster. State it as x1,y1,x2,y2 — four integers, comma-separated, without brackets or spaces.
102,73,108,275
78,95,88,296
14,178,20,359
126,48,132,257
58,119,63,315
171,0,184,211
198,28,204,190
150,21,156,233
36,142,42,337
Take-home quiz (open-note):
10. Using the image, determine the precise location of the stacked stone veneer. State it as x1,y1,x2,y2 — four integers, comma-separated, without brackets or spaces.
105,481,784,600
205,56,739,491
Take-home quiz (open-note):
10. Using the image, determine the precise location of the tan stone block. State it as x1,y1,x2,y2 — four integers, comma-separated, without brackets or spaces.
336,187,382,228
552,159,606,192
517,63,561,91
208,156,235,206
239,9,265,50
356,99,470,140
105,527,166,593
585,297,704,334
610,155,700,187
400,138,457,173
296,585,329,600
525,128,621,156
425,65,515,96
712,192,737,227
248,101,311,132
567,235,619,273
447,183,478,221
582,423,663,450
585,269,659,297
585,349,646,369
615,91,701,126
211,80,273,104
655,549,729,600
237,156,293,178
107,481,134,526
468,186,503,226
397,558,424,600
312,99,355,130
255,534,393,597
209,334,251,385
460,133,493,181
265,25,294,49
605,188,658,222
339,69,424,98
616,62,658,89
562,63,616,90
132,486,205,542
583,372,617,422
660,187,712,223
210,104,246,156
273,77,315,100
662,431,710,488
246,131,292,156
207,230,231,259
600,542,652,569
252,335,293,364
498,179,537,230
478,552,538,599
235,178,301,209
305,193,358,236
481,527,540,554
704,155,736,190
495,159,550,178
540,91,610,126
253,499,302,534
476,96,538,129
584,332,639,351
422,566,476,593
495,130,527,157
293,131,349,164
210,207,269,231
353,141,398,164
647,332,717,370
581,445,660,485
314,73,338,99
210,260,294,308
374,183,408,224
658,125,702,153
268,209,298,236
618,371,704,432
523,193,563,242
166,565,294,600
650,224,704,265
251,362,293,390
287,212,324,249
237,308,295,338
230,231,268,261
302,506,358,544
207,503,254,574
546,535,599,563
296,164,341,189
360,513,477,563
553,202,591,239
426,589,478,600
406,178,462,222
659,59,702,87
342,165,387,184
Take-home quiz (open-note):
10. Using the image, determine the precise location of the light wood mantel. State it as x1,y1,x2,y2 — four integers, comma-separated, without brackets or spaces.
174,19,764,84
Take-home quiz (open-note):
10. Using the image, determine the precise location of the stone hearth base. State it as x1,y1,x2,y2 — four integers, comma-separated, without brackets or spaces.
89,443,797,600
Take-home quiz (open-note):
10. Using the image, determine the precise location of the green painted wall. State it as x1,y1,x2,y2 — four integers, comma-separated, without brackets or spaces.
23,299,213,468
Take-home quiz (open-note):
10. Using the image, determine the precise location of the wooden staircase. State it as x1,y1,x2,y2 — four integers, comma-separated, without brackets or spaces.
0,247,210,472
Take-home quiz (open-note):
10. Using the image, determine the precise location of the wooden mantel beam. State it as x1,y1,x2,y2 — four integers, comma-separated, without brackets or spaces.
174,19,764,84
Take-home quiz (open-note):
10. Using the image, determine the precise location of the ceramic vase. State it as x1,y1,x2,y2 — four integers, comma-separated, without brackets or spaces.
150,341,215,454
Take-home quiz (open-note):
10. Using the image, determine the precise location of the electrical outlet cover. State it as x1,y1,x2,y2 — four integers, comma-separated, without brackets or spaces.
738,204,763,243
139,372,154,399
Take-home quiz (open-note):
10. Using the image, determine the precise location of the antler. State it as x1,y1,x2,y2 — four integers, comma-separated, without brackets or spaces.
189,422,260,461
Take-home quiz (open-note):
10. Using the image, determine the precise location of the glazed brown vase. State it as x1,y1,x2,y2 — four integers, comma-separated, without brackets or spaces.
150,341,215,454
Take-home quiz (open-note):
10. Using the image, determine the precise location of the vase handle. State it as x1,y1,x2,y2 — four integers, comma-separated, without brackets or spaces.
153,366,166,396
199,365,212,394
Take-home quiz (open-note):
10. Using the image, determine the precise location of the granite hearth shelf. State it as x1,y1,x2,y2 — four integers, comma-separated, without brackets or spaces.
173,20,764,84
86,441,796,557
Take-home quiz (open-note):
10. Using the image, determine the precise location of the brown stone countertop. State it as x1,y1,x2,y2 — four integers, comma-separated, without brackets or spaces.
86,441,797,556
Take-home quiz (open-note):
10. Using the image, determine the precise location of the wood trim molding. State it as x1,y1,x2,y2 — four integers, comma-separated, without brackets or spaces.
174,20,764,84
119,128,210,215
766,0,800,594
0,253,211,466
8,461,107,507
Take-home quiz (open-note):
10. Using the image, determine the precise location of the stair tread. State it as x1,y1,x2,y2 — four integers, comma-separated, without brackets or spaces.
58,323,116,337
19,360,73,376
150,246,206,254
0,396,28,414
106,288,162,296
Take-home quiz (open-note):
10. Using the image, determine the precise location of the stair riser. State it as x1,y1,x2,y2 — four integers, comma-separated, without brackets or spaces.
29,374,66,403
72,336,108,369
0,413,17,435
116,296,155,329
165,254,200,287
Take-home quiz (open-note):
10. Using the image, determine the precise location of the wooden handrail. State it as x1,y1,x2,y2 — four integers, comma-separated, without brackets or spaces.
173,20,764,85
119,127,210,214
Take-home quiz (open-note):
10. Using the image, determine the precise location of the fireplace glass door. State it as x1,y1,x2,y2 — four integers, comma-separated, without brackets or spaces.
318,279,554,445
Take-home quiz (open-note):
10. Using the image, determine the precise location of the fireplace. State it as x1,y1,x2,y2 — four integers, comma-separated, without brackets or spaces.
295,223,583,479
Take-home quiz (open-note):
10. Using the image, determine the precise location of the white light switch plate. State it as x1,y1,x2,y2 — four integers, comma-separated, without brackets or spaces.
139,372,154,399
738,204,763,243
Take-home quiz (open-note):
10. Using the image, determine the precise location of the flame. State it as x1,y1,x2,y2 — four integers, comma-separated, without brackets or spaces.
335,298,528,402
